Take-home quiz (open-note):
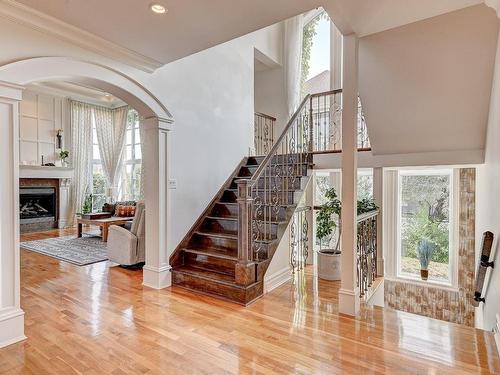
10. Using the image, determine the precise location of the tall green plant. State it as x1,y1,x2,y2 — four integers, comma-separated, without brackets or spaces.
416,238,435,270
316,187,378,251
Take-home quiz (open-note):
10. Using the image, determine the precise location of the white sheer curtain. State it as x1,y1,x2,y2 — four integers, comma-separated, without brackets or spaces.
139,115,145,199
284,14,304,116
93,105,129,193
69,100,93,223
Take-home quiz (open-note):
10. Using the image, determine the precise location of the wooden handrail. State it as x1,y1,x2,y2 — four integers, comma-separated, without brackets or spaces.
248,94,312,185
254,112,277,122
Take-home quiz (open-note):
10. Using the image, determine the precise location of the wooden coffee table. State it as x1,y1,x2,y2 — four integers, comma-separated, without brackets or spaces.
77,217,133,242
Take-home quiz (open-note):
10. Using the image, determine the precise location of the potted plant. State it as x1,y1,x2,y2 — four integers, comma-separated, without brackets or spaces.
316,188,342,280
316,188,379,281
59,150,69,167
416,238,434,280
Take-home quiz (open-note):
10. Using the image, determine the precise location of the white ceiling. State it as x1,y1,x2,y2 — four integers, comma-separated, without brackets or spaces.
323,0,484,36
14,0,320,65
12,0,487,69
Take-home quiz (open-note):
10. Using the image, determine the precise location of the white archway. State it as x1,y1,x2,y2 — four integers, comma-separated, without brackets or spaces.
0,57,173,348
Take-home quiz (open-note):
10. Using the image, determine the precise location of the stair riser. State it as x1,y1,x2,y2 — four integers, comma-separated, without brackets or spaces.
221,189,298,206
184,252,236,276
190,233,237,252
230,177,302,190
201,218,238,236
211,203,238,218
250,154,311,165
172,271,263,305
238,164,308,179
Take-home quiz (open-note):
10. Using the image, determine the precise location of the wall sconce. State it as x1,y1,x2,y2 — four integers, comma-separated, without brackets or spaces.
56,129,63,149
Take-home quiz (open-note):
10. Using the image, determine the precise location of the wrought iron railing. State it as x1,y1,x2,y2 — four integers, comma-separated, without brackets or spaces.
357,210,378,297
239,89,371,264
309,90,370,152
254,112,276,156
289,206,311,273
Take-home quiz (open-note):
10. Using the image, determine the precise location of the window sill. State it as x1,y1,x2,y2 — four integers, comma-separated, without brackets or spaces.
385,276,459,293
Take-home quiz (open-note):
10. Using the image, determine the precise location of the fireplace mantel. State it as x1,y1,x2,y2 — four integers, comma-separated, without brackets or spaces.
19,165,74,179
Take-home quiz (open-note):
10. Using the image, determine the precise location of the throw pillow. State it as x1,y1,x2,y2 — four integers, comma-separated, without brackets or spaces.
116,205,136,217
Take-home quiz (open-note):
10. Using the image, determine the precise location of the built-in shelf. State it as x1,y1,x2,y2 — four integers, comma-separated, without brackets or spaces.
19,165,74,179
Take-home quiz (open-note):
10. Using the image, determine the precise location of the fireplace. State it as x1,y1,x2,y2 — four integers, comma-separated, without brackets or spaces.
19,178,60,233
20,187,56,224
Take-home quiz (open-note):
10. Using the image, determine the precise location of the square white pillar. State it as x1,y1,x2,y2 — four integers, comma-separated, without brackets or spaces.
0,80,26,347
339,34,360,316
142,116,173,289
373,167,384,276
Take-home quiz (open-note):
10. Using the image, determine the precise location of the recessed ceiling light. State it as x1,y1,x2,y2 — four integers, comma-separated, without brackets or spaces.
150,3,167,14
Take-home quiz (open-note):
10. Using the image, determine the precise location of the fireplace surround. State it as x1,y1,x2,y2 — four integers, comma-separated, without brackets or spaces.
19,178,60,233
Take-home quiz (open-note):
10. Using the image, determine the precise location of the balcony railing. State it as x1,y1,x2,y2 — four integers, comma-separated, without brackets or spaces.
254,112,276,156
357,210,379,297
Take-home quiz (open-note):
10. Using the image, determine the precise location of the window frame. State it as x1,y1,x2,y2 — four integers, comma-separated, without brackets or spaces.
386,168,459,290
120,110,142,201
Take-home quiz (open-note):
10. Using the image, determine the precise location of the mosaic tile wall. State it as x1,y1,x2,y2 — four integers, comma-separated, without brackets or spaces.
384,168,476,326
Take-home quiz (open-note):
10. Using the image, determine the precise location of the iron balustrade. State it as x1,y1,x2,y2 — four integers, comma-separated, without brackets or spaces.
239,89,371,264
254,112,276,156
357,210,379,297
289,206,311,273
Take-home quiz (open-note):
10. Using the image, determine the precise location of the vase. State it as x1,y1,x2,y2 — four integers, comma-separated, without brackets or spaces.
318,249,341,281
420,269,429,280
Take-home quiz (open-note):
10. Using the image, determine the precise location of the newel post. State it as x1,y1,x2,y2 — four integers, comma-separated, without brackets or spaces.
235,179,256,286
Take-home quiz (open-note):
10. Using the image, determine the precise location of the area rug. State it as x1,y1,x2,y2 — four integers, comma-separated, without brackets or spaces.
21,235,108,266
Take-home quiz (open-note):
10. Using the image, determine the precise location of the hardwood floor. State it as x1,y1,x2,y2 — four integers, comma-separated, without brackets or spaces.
0,229,498,374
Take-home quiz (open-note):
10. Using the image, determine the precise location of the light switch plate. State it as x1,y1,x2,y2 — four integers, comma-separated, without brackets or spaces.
168,179,177,189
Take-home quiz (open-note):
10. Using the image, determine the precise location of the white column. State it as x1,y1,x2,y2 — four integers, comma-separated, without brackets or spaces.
58,178,72,228
373,167,384,276
330,22,343,90
0,81,26,348
142,116,172,289
339,34,360,316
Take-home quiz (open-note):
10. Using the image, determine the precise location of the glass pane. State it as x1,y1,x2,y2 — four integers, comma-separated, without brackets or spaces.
135,144,142,160
93,145,101,160
314,172,331,206
92,127,98,144
125,145,132,160
357,171,373,200
134,129,140,143
92,165,107,195
92,194,106,212
126,129,132,145
399,172,451,283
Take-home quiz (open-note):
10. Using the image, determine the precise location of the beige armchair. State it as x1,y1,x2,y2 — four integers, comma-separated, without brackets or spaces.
107,201,145,266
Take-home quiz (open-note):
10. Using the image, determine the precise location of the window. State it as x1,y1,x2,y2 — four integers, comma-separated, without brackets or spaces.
119,110,142,201
396,169,455,285
91,121,107,211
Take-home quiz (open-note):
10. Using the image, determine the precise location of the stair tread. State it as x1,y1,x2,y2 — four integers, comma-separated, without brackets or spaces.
194,230,237,240
183,246,237,260
173,265,237,285
205,215,287,225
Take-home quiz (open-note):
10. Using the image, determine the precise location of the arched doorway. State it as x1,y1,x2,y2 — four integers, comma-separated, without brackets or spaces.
0,57,173,348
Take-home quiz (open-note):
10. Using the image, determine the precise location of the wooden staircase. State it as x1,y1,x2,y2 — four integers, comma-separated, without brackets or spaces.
170,155,311,305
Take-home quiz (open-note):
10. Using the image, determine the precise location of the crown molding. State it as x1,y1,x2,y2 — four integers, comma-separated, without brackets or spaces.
485,0,500,18
0,0,163,73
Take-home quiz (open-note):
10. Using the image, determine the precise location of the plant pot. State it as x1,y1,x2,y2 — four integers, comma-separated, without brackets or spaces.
420,269,429,280
318,249,341,281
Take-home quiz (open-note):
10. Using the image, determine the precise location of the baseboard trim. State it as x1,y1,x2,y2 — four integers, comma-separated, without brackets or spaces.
264,267,291,293
339,287,360,316
0,307,26,348
142,264,172,289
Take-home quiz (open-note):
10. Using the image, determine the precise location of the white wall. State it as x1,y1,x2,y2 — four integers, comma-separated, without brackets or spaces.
142,23,285,250
19,90,66,165
476,28,500,331
0,15,284,253
359,5,499,159
254,66,288,136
